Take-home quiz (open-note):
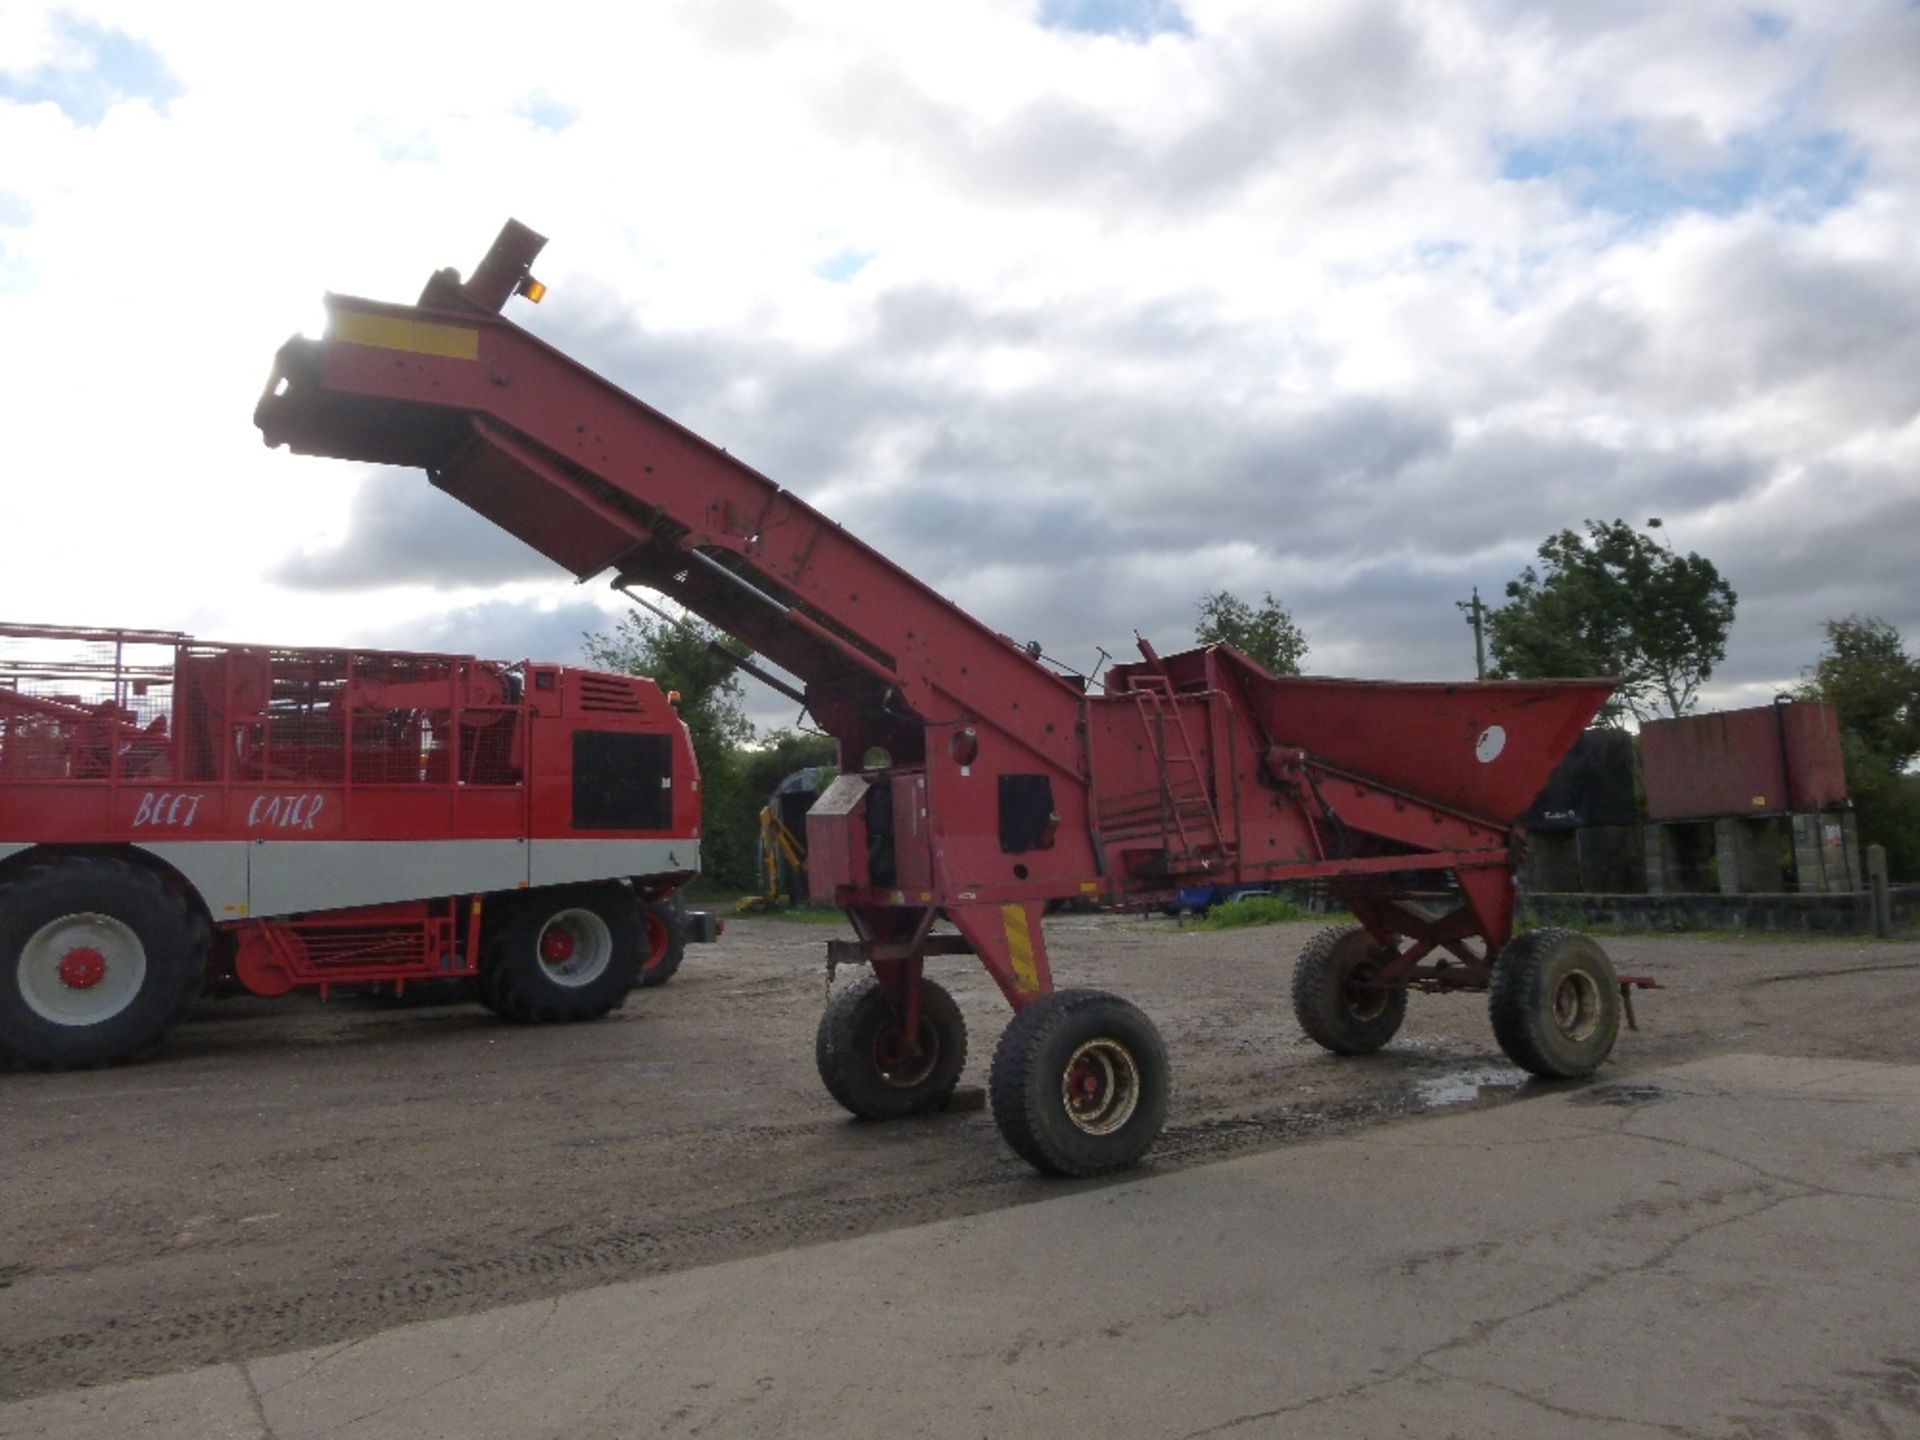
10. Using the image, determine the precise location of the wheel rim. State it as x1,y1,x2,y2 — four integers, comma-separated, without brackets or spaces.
1341,956,1391,1022
641,911,670,973
1061,1037,1141,1136
872,1017,940,1089
535,909,614,987
1552,967,1604,1042
18,913,148,1026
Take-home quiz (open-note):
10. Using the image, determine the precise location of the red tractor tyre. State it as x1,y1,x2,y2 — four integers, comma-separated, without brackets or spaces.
1291,925,1408,1055
0,855,206,1070
988,988,1169,1177
634,899,687,989
815,976,968,1119
481,885,638,1024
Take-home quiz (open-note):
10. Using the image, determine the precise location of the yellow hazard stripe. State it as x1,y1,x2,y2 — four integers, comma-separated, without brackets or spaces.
1002,903,1039,994
333,310,480,360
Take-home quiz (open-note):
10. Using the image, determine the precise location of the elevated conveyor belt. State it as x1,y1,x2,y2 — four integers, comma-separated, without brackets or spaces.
256,223,1081,782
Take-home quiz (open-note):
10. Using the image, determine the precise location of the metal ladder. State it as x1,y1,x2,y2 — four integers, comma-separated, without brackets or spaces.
1128,675,1228,864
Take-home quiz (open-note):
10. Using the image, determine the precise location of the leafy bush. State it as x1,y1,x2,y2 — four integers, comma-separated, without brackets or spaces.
731,905,848,926
1194,894,1313,930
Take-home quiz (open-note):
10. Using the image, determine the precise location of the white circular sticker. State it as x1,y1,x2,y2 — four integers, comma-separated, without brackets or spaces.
1475,725,1506,764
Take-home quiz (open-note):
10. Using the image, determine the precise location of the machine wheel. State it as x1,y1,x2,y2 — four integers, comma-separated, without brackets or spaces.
989,989,1170,1178
1489,928,1622,1078
473,932,511,1016
481,885,638,1024
634,899,687,989
1291,925,1408,1055
0,856,206,1070
815,976,968,1119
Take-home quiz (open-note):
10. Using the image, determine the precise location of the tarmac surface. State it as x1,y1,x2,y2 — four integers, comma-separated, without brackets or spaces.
3,1050,1916,1438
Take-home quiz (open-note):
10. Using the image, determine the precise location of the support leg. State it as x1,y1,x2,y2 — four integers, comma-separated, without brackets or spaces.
948,902,1052,1010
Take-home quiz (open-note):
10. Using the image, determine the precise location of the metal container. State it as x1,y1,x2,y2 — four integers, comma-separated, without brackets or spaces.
1641,701,1847,821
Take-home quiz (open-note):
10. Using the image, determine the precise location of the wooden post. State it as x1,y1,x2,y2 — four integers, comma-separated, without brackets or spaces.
1867,843,1891,940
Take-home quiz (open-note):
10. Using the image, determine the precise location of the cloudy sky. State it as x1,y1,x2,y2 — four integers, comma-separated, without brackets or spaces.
2,0,1916,733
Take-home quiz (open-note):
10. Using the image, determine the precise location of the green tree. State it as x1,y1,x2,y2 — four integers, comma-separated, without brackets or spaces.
742,728,837,800
1195,590,1308,675
582,610,758,888
1799,616,1920,879
738,729,838,904
1487,519,1736,723
1799,616,1920,768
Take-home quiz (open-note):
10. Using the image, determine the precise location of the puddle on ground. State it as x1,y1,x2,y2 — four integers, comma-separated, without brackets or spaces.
1414,1065,1530,1108
1568,1082,1671,1108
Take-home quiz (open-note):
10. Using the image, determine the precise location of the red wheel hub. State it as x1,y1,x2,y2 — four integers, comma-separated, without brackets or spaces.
540,929,576,964
1069,1061,1104,1105
58,946,108,989
874,1025,912,1068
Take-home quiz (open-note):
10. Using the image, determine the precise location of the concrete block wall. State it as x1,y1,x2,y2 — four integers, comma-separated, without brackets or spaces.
1526,831,1583,893
1645,821,1717,894
1525,826,1644,894
1524,884,1920,938
1790,810,1861,894
1644,811,1859,896
1713,816,1786,894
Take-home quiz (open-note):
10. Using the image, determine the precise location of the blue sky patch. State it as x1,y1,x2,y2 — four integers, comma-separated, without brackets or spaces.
0,229,30,294
0,17,179,125
517,95,578,134
1501,123,1860,224
813,248,876,283
1039,0,1190,40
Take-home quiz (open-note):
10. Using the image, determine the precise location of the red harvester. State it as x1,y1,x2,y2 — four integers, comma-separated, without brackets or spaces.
0,621,708,1068
255,222,1627,1176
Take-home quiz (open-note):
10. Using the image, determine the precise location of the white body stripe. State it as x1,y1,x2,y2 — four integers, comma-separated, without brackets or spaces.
1,838,699,921
249,841,532,917
530,838,697,888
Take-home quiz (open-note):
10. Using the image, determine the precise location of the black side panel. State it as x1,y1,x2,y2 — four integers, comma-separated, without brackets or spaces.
573,731,673,831
865,779,897,887
1524,728,1639,831
998,774,1056,853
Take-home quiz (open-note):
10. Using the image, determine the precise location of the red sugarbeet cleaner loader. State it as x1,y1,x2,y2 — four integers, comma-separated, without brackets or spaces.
256,222,1639,1176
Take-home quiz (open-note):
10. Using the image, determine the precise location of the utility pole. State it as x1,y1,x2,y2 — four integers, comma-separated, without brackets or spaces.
1457,588,1487,680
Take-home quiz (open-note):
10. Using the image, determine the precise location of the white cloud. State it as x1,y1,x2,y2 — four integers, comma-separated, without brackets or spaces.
1,0,1916,739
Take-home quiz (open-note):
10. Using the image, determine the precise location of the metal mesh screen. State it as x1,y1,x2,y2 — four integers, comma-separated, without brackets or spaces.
348,653,456,785
0,629,179,782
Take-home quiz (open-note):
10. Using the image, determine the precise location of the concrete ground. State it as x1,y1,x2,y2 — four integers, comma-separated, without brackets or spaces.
11,916,1920,1404
4,1048,1915,1439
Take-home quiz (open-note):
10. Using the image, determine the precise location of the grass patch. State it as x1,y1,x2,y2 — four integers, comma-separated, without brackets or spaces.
728,904,849,926
1193,894,1314,930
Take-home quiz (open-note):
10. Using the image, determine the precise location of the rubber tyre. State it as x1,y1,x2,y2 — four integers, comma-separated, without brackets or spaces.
481,885,638,1024
0,856,206,1070
634,899,687,989
815,976,967,1119
989,989,1170,1178
473,931,511,1016
1489,928,1622,1078
1291,925,1408,1055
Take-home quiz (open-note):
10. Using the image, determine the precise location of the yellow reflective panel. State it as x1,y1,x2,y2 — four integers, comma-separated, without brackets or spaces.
333,311,480,361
